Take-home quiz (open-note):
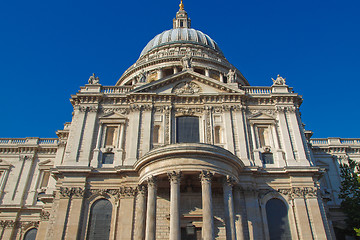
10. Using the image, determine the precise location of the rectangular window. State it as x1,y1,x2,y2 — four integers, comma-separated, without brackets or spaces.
40,171,50,188
105,126,118,146
176,116,199,143
262,152,274,164
102,153,114,164
258,126,270,147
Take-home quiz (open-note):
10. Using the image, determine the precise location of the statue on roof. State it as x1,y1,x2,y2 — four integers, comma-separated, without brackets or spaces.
272,74,286,85
137,70,147,83
227,69,237,83
181,54,192,70
88,73,99,84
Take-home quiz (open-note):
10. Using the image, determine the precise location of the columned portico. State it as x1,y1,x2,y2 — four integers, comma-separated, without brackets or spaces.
200,171,215,240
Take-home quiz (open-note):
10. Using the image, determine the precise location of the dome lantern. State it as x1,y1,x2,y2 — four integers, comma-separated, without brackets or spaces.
173,0,191,28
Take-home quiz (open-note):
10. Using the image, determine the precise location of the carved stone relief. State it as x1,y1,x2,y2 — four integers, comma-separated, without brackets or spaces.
172,81,201,95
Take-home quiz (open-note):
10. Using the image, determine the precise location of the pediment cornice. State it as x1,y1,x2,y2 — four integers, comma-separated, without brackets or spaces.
130,70,244,95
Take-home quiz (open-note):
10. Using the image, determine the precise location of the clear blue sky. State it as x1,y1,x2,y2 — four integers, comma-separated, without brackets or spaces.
0,0,359,138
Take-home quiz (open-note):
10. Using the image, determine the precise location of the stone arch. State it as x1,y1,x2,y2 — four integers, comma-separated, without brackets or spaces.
86,198,113,240
23,228,37,240
80,192,118,240
259,191,297,240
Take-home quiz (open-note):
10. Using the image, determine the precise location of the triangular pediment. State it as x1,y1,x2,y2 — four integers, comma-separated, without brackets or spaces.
0,159,13,168
248,112,275,120
131,70,244,95
39,159,53,166
100,112,127,119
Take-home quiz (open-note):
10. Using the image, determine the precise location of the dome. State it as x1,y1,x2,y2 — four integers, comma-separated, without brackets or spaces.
139,28,224,58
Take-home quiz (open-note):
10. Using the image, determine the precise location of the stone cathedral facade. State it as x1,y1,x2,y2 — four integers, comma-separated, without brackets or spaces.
0,3,359,240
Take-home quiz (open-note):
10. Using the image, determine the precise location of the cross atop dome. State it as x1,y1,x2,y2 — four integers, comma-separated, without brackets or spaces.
173,0,191,28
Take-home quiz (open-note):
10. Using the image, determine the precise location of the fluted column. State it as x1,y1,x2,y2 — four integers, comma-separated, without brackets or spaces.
134,185,147,240
168,171,182,240
145,176,157,240
200,171,214,240
223,176,236,240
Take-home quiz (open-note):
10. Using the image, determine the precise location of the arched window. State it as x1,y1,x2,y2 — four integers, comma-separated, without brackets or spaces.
87,199,112,240
153,125,160,144
176,116,199,143
214,126,222,144
266,198,291,240
23,228,37,240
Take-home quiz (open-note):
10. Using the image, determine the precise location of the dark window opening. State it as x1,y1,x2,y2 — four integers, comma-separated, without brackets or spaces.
153,125,160,144
24,228,37,240
214,126,221,144
163,68,173,78
262,152,274,164
194,68,205,75
223,76,228,83
102,153,114,164
181,227,202,240
266,198,291,240
87,199,112,240
176,116,199,143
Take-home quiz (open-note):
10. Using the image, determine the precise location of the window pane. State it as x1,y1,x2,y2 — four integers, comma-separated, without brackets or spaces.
258,127,270,147
105,127,117,146
102,153,114,164
262,153,274,164
214,126,221,144
40,171,50,188
153,125,160,143
24,228,37,240
176,116,199,143
87,199,112,240
266,199,291,240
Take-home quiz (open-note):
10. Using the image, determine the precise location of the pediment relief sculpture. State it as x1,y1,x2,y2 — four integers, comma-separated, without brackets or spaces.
172,81,201,95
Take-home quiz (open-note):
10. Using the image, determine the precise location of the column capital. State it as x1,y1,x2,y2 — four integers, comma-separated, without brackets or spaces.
137,184,147,195
200,170,213,183
147,175,157,188
167,171,182,183
222,175,236,187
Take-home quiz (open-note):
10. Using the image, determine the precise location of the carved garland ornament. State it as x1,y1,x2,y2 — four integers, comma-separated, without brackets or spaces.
277,187,318,199
59,187,85,198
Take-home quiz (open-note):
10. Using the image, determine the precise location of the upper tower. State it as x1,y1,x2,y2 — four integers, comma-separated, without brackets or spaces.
173,0,191,28
116,1,249,87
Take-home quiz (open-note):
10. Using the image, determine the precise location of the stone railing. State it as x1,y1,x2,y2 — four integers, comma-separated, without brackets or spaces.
0,138,59,145
243,87,272,94
101,86,133,94
310,138,360,146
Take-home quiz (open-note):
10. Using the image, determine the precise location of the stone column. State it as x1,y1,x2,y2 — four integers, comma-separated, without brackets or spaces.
291,188,314,239
205,68,210,77
223,176,236,240
233,186,246,240
63,187,85,240
0,220,15,240
145,176,157,240
220,73,224,82
304,188,328,239
158,68,163,79
173,67,178,74
36,210,51,240
52,189,72,240
134,185,147,240
200,171,214,240
168,171,182,240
